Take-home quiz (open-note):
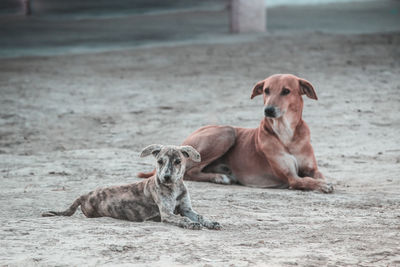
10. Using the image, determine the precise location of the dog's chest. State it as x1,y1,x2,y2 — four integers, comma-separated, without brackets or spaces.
271,119,294,146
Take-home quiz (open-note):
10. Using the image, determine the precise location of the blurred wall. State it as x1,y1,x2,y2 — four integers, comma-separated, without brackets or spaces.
0,0,228,15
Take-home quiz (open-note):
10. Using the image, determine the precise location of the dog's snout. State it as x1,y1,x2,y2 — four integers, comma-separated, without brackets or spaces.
164,174,171,181
264,106,277,118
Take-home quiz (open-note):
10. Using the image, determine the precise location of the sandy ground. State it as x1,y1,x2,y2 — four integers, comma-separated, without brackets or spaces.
1,2,400,266
1,31,399,266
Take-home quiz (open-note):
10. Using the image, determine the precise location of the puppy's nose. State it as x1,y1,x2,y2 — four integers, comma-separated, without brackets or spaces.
264,106,277,118
164,174,171,181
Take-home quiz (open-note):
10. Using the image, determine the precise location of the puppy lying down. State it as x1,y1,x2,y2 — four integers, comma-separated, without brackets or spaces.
42,144,221,230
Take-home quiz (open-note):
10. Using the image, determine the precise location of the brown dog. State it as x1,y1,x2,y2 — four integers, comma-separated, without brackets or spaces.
139,74,333,193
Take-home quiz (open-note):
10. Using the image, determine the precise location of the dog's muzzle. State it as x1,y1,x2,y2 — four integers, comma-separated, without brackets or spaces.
159,173,174,184
264,106,280,118
163,174,171,182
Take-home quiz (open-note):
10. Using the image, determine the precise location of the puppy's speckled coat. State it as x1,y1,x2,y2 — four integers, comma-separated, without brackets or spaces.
42,145,221,230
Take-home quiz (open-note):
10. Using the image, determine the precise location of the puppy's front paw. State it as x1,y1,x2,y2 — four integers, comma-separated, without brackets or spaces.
320,182,334,193
204,221,222,230
186,222,202,230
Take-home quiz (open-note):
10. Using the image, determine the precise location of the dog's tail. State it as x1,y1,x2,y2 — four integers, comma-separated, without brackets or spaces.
42,195,85,217
137,169,155,179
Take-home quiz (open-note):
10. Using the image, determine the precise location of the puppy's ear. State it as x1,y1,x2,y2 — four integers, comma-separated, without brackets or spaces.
140,144,163,158
180,146,201,162
299,78,318,100
250,80,265,99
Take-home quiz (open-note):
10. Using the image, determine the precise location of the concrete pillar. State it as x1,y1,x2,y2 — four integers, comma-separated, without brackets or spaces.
230,0,266,33
23,0,32,15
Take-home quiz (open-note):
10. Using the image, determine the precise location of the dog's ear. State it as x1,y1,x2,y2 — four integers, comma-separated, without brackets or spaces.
250,80,265,99
299,78,318,100
180,146,201,162
140,144,163,158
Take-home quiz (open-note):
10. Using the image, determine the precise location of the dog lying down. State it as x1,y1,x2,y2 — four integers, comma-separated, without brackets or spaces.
42,144,221,230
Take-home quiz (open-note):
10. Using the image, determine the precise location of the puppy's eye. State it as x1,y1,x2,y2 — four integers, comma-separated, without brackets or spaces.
281,88,290,95
157,159,163,165
264,88,270,95
174,159,181,165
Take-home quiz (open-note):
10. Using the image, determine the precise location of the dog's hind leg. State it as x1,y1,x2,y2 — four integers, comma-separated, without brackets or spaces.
42,195,85,217
182,125,236,184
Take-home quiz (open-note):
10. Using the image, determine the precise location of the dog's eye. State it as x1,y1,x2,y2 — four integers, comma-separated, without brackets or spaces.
281,88,291,95
174,159,181,165
264,88,270,95
157,159,163,165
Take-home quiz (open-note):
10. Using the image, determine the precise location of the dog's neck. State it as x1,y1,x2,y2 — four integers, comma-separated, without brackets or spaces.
261,112,302,146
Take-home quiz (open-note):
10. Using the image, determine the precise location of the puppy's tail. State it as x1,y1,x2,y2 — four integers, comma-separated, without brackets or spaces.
137,169,155,179
42,195,85,217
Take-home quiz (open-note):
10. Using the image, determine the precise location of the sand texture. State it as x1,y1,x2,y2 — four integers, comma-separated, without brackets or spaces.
1,31,400,266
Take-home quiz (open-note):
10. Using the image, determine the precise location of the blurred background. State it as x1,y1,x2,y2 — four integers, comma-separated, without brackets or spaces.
0,0,399,58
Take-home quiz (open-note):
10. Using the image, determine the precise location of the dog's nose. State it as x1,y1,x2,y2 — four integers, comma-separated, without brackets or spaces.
264,106,276,118
164,174,171,181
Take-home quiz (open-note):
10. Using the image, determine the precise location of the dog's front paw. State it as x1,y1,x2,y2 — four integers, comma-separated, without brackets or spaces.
186,222,202,230
320,182,334,193
204,221,222,230
212,174,232,185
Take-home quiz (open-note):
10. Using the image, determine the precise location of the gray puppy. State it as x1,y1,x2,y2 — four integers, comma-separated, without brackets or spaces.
42,144,221,230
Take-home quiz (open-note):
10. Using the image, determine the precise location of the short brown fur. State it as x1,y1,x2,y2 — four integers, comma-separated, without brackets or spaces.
138,74,333,193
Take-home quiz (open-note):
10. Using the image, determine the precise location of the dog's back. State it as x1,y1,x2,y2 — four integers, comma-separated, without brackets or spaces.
81,181,160,221
42,179,160,221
